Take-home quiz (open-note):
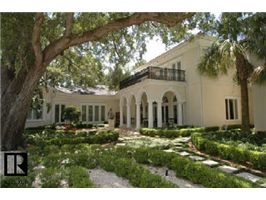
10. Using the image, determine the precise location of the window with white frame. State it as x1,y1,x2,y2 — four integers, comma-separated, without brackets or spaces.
27,104,44,120
225,98,238,120
81,104,106,123
55,104,65,123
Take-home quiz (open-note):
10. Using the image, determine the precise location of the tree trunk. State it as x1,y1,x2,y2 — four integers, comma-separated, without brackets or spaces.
236,53,251,134
1,65,45,150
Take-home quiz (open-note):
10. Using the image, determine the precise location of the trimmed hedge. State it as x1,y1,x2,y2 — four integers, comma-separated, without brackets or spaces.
112,146,256,188
64,166,94,187
139,126,219,138
97,154,175,188
0,172,36,188
26,130,119,147
191,133,266,170
169,156,254,188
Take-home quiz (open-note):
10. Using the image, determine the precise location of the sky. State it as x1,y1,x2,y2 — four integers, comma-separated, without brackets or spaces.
143,37,167,62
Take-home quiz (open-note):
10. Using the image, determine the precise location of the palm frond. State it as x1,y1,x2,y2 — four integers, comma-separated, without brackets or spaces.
250,65,266,84
198,39,235,77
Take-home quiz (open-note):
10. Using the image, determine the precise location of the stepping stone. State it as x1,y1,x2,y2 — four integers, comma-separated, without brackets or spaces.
217,165,239,174
202,160,219,167
163,149,175,153
260,182,266,188
173,146,183,150
173,142,183,146
189,155,205,161
179,138,191,143
116,143,126,146
178,151,190,156
236,172,262,183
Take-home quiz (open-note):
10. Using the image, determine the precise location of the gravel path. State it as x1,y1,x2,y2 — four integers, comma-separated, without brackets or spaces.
144,165,203,188
89,168,133,188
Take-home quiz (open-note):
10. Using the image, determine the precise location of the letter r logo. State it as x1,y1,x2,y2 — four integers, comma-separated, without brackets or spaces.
4,152,28,176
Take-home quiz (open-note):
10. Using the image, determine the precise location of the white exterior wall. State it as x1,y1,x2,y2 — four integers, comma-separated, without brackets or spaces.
26,88,119,127
252,85,266,131
26,36,261,129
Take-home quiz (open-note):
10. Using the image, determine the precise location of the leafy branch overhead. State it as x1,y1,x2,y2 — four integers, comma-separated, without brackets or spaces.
1,12,198,150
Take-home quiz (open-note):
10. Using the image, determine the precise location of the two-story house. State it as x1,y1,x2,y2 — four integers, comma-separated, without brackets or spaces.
26,35,265,131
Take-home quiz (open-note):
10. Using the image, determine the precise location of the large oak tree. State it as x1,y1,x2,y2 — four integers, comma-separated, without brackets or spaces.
1,12,196,150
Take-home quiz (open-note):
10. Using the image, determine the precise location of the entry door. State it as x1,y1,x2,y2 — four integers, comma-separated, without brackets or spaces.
165,106,169,123
162,105,169,124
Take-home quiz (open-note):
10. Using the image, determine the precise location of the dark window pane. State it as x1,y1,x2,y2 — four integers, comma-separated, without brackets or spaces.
95,106,99,121
82,105,87,122
88,105,93,122
55,104,59,123
225,99,228,120
61,105,65,122
101,106,105,121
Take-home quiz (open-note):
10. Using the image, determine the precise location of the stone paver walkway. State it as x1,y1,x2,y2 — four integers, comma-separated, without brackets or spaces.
89,168,133,188
117,129,266,188
144,165,203,188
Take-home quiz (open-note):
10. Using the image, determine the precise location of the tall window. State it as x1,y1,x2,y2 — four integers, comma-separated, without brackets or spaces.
81,104,105,123
55,104,65,123
81,105,87,122
88,105,93,122
27,105,43,120
101,105,105,121
225,98,238,120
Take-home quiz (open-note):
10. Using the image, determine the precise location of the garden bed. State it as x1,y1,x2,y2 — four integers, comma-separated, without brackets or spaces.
139,126,219,138
191,131,266,171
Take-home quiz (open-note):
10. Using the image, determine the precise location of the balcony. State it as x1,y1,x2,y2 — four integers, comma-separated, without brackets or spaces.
119,66,185,90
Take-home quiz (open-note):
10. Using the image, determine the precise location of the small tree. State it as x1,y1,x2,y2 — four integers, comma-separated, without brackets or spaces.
62,106,81,125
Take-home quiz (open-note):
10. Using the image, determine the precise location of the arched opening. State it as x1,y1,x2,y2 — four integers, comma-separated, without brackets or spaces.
129,95,136,127
121,97,127,126
161,91,182,127
140,92,148,127
162,95,169,126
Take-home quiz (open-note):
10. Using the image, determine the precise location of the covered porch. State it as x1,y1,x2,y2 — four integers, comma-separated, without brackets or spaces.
118,80,186,129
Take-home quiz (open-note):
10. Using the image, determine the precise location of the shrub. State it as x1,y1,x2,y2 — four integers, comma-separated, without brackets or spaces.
26,130,119,146
204,126,220,132
40,168,62,188
0,173,36,188
113,146,256,188
98,154,175,188
75,123,93,129
64,166,94,188
139,127,204,138
191,133,266,170
62,106,81,124
169,157,255,188
221,124,241,130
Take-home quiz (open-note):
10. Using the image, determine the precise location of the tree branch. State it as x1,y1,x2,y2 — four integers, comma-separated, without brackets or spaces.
43,12,194,66
32,13,44,65
64,12,74,37
69,13,194,45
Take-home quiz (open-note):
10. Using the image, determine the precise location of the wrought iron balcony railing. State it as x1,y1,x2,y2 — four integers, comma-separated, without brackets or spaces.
119,66,185,89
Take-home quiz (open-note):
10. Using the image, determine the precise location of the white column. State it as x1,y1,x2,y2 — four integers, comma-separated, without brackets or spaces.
178,102,183,125
119,102,123,127
148,101,153,128
127,104,131,128
136,102,141,129
157,101,162,128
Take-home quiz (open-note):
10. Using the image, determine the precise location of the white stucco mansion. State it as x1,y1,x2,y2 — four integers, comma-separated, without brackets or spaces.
26,36,266,131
